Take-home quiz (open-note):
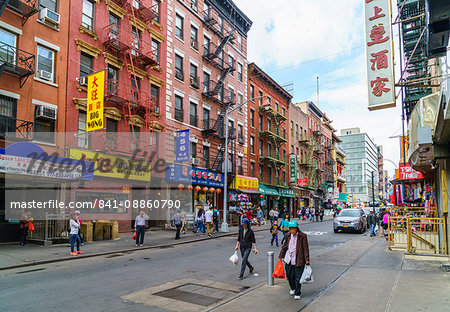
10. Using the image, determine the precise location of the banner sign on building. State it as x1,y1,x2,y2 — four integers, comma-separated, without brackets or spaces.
69,149,151,181
231,175,259,192
364,0,395,110
166,164,224,187
289,153,297,182
297,177,308,187
175,129,189,162
87,70,105,132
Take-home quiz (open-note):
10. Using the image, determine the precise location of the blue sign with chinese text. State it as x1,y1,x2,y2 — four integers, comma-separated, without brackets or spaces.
175,129,189,162
165,164,224,187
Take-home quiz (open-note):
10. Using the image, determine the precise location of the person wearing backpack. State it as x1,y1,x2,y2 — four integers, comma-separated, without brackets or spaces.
270,220,279,247
212,208,220,233
280,214,290,245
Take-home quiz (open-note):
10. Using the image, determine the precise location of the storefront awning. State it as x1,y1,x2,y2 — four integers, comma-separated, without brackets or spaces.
259,184,280,196
230,175,259,193
278,188,295,198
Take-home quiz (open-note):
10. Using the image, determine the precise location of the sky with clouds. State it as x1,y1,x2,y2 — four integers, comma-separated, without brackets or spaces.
233,0,404,176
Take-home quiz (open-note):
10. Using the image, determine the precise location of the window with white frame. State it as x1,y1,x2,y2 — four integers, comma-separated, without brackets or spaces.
175,14,184,39
37,45,55,82
82,0,94,31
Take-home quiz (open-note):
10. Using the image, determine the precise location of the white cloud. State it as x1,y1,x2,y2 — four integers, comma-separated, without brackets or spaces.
234,0,363,67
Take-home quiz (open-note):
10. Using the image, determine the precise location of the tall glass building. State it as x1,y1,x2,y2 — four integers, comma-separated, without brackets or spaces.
339,128,379,204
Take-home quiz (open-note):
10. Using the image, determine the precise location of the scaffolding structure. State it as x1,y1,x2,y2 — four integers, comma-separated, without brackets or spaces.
398,0,432,119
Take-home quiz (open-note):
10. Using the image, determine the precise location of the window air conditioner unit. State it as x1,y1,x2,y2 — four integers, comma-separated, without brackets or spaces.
190,157,200,166
38,70,53,81
79,76,88,86
36,105,57,120
39,8,60,25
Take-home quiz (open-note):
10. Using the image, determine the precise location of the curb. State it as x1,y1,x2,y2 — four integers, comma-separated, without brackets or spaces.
0,218,331,271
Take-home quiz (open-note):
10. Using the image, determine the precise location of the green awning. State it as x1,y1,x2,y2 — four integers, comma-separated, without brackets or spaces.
279,188,295,198
259,184,280,196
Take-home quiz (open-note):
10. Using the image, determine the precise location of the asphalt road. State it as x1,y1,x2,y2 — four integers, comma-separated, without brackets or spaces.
0,219,360,312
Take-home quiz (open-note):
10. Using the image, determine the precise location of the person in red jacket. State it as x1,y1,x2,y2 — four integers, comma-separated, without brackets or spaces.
279,220,310,300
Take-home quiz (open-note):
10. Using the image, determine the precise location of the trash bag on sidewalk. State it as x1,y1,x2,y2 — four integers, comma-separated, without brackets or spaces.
272,259,285,278
229,251,239,265
300,265,313,284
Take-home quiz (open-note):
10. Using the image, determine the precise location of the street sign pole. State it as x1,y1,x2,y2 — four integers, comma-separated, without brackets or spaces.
372,171,375,212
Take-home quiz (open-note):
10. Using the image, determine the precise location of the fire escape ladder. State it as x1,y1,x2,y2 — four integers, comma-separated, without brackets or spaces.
211,141,225,172
212,34,234,59
0,0,9,17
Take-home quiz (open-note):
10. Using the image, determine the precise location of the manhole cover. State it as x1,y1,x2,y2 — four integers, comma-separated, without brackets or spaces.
154,283,238,307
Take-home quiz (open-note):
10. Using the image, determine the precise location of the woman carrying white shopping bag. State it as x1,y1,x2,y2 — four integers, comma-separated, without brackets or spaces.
278,220,310,300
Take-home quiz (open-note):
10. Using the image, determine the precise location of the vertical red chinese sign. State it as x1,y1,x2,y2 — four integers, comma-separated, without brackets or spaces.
364,0,395,110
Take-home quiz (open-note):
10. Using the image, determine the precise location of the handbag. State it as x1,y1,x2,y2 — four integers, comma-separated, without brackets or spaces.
132,231,137,240
272,259,285,278
28,221,35,232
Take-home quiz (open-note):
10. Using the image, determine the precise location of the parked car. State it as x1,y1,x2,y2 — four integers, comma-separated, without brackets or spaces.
333,209,367,233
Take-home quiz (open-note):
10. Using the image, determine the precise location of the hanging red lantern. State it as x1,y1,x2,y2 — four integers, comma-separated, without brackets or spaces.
202,187,208,193
186,185,193,191
195,186,201,192
209,187,215,193
216,189,222,194
260,195,264,199
178,184,184,190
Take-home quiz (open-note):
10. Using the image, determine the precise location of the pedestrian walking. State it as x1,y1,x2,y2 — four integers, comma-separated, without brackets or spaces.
315,207,320,222
274,208,279,221
19,212,33,246
69,212,82,255
235,219,258,280
383,211,390,237
368,211,378,237
213,208,220,232
180,209,187,234
195,208,205,235
172,209,183,240
134,210,149,247
256,207,264,226
279,220,310,300
269,208,275,225
205,208,214,237
270,220,280,247
320,207,324,222
280,214,290,245
309,207,315,221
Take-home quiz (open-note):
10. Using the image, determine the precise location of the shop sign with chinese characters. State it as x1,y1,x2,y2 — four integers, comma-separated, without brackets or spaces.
87,70,105,131
364,0,395,110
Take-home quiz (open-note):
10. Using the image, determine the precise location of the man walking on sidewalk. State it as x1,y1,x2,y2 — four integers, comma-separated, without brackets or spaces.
172,209,183,240
256,207,264,226
135,210,149,247
235,219,258,280
270,220,279,247
368,211,378,237
213,208,220,233
279,220,310,300
205,208,214,237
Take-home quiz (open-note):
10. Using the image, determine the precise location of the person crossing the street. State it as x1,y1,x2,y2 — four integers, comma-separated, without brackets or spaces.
270,220,280,247
235,218,258,280
279,220,310,300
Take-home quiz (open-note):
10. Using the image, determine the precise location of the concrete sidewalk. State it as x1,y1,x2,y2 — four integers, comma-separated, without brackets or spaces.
0,217,328,271
210,235,450,312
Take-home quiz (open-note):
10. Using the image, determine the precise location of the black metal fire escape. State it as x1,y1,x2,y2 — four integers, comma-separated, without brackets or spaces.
201,7,237,173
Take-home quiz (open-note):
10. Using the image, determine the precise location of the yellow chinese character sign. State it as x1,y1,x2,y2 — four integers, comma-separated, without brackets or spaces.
87,70,105,132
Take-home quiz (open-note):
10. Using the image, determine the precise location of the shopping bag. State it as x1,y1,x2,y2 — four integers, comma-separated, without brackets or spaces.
303,216,307,220
229,251,239,265
272,259,285,279
28,222,35,232
132,231,137,240
300,265,313,284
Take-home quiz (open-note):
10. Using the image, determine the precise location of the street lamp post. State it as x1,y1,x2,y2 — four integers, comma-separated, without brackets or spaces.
371,171,376,212
221,95,268,233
